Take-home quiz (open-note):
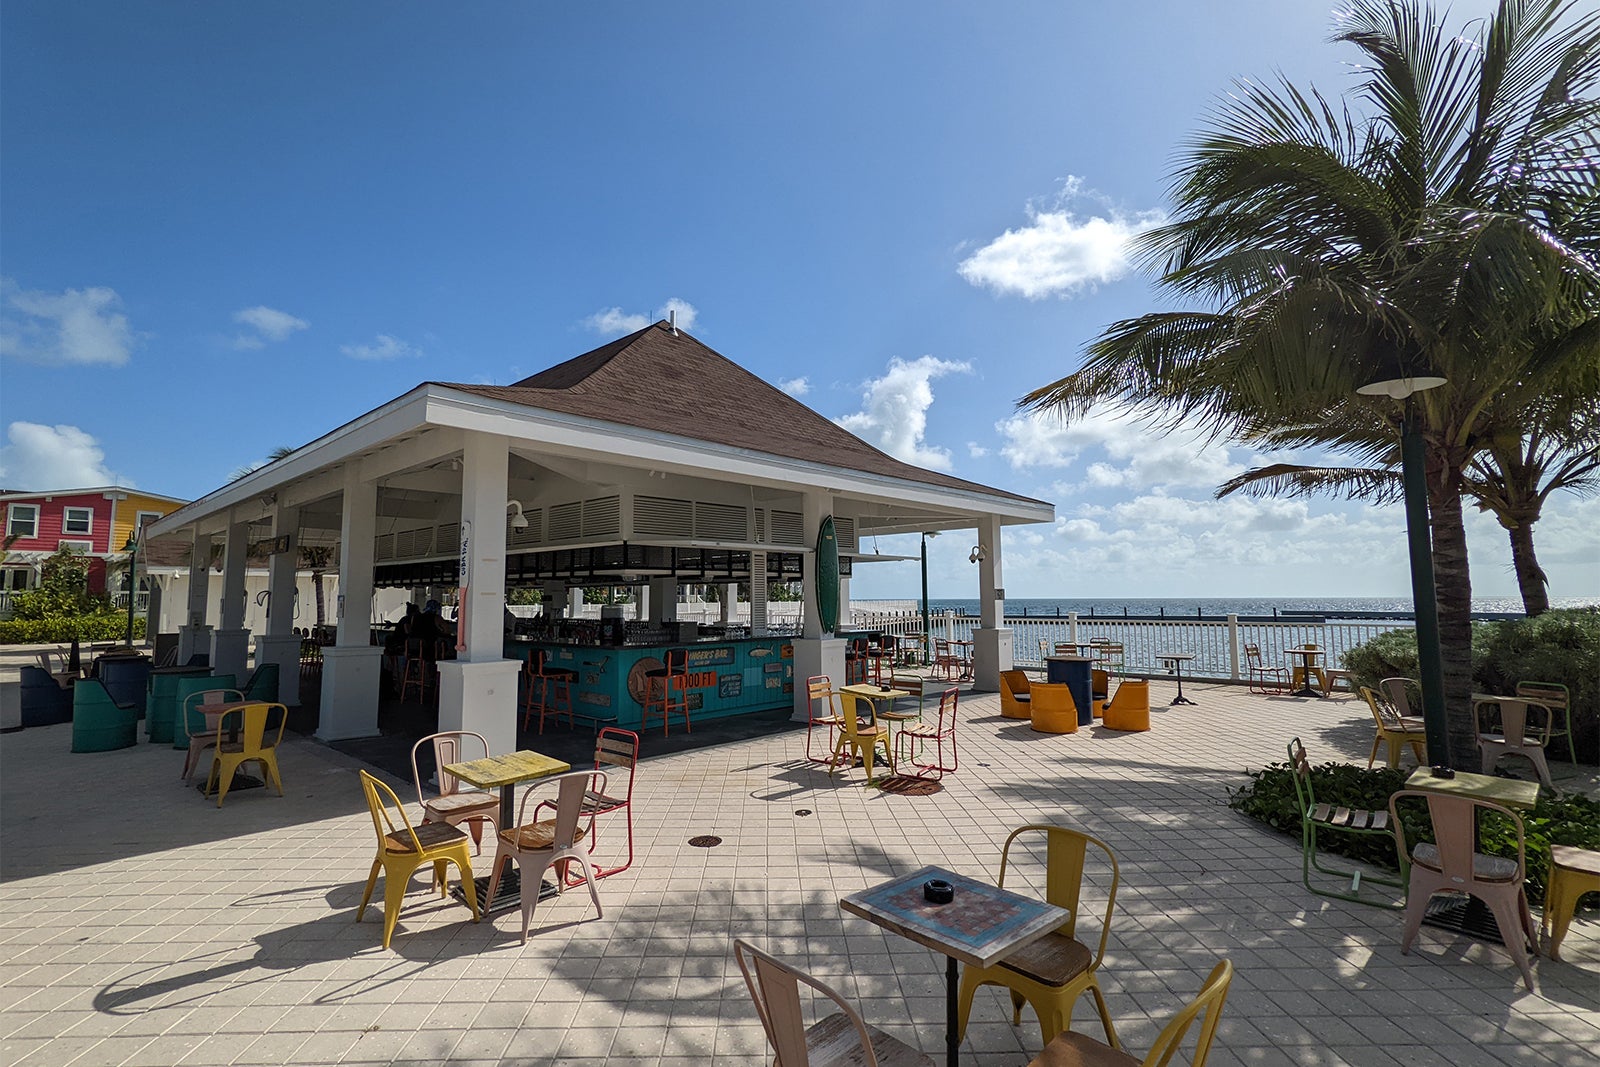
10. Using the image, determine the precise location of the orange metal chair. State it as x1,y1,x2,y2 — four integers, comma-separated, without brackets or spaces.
642,648,691,736
521,647,575,733
1360,686,1426,769
1028,682,1078,734
895,686,958,779
1390,788,1539,991
357,769,480,949
958,824,1120,1047
805,675,846,763
412,731,498,853
1027,960,1233,1067
398,637,435,703
486,768,606,943
735,938,934,1067
828,692,892,783
999,669,1032,720
205,702,287,807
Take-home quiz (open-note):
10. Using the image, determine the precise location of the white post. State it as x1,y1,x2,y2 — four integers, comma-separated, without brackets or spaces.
318,469,382,741
649,578,678,624
1227,613,1241,681
970,515,1011,691
437,433,519,756
211,518,252,681
178,529,213,664
255,504,302,705
1068,610,1079,645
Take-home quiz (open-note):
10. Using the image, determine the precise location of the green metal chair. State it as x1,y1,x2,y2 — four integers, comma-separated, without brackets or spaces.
71,680,140,753
1286,738,1406,909
1515,681,1573,761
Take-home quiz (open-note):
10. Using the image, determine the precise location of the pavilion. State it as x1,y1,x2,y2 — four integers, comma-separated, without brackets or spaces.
147,321,1053,753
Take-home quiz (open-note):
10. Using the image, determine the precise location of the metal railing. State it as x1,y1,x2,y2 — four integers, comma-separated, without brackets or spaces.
849,608,1412,680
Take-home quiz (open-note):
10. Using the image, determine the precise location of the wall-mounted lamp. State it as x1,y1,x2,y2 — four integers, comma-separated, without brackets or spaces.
507,500,529,529
968,544,989,564
260,492,277,508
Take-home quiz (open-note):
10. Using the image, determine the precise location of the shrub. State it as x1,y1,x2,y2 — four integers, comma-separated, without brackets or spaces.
1229,759,1600,906
0,615,144,644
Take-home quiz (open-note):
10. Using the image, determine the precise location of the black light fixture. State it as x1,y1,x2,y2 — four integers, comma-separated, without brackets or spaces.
122,531,139,647
1359,337,1450,766
967,544,988,564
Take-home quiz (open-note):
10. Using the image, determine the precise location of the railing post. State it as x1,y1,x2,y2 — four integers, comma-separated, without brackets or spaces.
1227,614,1240,681
1068,611,1078,645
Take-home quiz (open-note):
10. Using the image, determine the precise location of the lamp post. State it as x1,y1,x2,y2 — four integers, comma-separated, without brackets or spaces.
121,531,139,647
1358,354,1449,766
920,532,931,665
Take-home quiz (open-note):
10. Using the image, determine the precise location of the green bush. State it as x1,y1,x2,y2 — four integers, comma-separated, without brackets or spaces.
1229,760,1600,906
1341,608,1599,764
0,615,144,644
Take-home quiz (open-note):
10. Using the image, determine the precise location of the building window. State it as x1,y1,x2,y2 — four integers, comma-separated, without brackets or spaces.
63,507,94,536
136,511,164,533
57,539,93,555
1,568,33,591
6,504,38,538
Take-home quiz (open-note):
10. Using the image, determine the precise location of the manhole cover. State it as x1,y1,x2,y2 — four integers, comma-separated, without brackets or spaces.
877,775,943,796
795,809,813,817
688,835,723,847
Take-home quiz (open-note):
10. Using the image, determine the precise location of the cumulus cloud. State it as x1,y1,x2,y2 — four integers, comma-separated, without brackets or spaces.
583,297,700,335
0,279,136,366
958,177,1165,299
0,422,125,489
997,407,1242,490
779,376,810,398
967,442,990,458
836,356,971,471
232,305,308,349
340,334,421,361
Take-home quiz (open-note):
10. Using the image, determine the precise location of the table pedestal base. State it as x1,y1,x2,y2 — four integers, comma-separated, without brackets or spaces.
1422,892,1506,945
451,867,558,915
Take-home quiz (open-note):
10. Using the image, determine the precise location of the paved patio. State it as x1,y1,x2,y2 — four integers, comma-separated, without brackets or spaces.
2,673,1596,1067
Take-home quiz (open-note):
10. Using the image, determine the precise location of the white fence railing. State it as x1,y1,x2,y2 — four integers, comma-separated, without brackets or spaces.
850,608,1412,681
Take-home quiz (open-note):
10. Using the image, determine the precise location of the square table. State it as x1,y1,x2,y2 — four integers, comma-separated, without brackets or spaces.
1156,652,1197,706
841,864,1070,1067
1284,648,1327,698
444,749,571,913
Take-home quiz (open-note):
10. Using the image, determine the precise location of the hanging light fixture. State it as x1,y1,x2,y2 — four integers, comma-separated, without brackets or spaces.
968,544,988,564
506,500,529,529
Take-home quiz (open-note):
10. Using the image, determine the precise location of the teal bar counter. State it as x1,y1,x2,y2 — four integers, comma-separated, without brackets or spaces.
507,636,796,729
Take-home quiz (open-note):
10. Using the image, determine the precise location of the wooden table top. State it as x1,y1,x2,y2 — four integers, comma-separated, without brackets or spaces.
1285,648,1325,659
444,750,570,790
1404,767,1540,810
842,684,912,700
841,865,1069,970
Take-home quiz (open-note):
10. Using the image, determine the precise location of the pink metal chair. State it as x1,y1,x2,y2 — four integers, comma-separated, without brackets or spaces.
1389,788,1539,991
486,768,607,943
1474,695,1554,788
895,686,959,779
412,731,499,854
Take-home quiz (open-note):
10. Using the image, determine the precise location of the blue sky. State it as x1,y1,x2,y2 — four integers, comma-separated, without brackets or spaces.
2,2,1594,602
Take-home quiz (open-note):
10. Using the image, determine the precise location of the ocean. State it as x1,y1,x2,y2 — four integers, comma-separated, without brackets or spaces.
855,596,1598,619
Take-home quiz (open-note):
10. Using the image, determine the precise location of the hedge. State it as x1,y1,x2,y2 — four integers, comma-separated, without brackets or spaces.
0,615,145,644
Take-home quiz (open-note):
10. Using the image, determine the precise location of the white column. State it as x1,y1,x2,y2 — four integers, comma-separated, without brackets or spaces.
178,529,213,664
721,583,735,625
791,492,844,718
211,518,251,681
648,578,678,624
437,433,519,755
255,504,302,705
318,469,382,741
971,515,1012,691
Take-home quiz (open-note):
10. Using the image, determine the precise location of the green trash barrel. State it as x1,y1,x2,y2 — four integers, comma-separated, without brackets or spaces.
145,666,210,744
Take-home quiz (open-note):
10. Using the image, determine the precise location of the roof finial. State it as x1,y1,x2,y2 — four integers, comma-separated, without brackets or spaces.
669,309,678,336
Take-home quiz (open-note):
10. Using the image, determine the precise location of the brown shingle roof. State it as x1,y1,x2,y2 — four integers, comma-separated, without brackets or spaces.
444,322,1042,506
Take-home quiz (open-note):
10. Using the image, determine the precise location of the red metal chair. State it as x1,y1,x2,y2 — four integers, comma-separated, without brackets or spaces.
895,686,959,779
642,648,691,736
550,727,639,885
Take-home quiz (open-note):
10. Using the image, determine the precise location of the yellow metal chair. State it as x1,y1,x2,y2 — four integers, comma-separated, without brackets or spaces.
357,770,480,949
958,824,1119,1048
1027,960,1233,1067
1000,669,1033,720
1100,679,1150,732
1360,687,1426,769
205,702,287,806
1028,682,1078,734
1290,643,1327,692
828,692,893,783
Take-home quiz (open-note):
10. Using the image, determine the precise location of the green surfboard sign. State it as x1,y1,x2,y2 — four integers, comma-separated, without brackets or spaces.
815,515,840,633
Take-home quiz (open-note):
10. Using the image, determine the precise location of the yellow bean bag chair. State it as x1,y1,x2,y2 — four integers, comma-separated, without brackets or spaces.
1000,670,1032,720
1101,679,1150,732
1029,683,1078,734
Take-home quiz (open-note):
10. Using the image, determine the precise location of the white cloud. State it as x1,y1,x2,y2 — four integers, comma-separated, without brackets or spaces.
340,333,421,361
779,376,810,398
958,177,1165,299
967,442,989,458
584,297,700,335
0,279,135,366
836,355,971,471
232,305,308,349
998,408,1242,490
0,422,125,489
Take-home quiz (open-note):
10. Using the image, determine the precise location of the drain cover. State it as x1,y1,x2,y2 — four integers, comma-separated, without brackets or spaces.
688,835,723,847
795,809,813,817
878,775,943,796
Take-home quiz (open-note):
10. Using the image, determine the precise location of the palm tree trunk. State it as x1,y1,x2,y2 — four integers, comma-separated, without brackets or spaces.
1429,486,1477,769
313,571,326,628
1506,519,1550,617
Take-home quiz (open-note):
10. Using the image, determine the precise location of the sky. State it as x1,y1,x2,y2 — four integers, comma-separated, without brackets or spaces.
2,2,1594,603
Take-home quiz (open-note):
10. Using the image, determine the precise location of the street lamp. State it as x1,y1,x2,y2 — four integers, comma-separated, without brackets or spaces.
1358,343,1449,765
121,531,139,647
920,533,932,665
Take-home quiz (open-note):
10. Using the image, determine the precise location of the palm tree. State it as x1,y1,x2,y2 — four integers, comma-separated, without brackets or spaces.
1022,0,1600,765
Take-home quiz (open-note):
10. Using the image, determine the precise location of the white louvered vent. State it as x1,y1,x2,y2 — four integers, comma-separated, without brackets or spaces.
435,523,459,556
834,517,858,554
770,510,803,546
753,509,766,543
634,495,694,538
547,502,582,543
396,527,434,559
373,533,395,561
695,501,747,542
584,496,621,539
509,508,542,547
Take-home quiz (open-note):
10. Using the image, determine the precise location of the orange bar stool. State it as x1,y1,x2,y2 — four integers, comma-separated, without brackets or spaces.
521,648,575,733
642,648,691,736
398,638,434,703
